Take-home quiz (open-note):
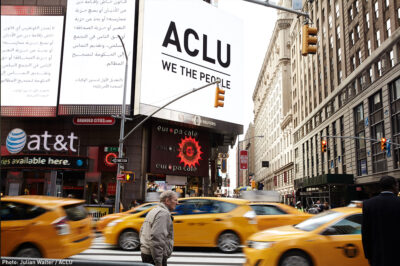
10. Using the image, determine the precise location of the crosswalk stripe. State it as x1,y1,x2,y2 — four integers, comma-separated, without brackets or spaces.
71,254,245,266
71,235,246,265
81,247,245,257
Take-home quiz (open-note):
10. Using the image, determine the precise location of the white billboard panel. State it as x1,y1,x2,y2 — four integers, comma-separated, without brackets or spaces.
136,0,243,125
59,0,135,105
1,15,63,107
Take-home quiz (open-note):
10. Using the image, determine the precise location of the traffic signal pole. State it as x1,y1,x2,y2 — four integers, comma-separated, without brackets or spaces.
122,80,220,142
322,135,400,147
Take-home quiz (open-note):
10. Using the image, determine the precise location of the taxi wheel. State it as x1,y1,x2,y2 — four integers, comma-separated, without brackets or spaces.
15,245,42,258
217,232,240,253
118,230,140,251
280,250,312,266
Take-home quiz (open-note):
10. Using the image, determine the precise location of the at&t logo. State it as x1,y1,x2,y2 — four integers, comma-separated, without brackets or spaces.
6,128,27,154
5,128,79,154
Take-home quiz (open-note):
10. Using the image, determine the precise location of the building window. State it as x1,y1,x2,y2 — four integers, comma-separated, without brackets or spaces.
386,19,391,37
375,2,379,18
336,3,340,18
367,39,371,56
349,8,353,21
351,56,356,70
398,8,400,23
377,61,382,77
376,30,381,47
389,78,400,169
390,50,394,67
369,90,387,173
338,48,341,62
366,13,370,30
330,35,333,49
350,31,354,45
369,67,374,82
385,0,389,8
329,15,332,28
356,0,359,13
337,26,341,40
358,49,362,64
354,104,367,176
390,78,400,169
356,24,360,39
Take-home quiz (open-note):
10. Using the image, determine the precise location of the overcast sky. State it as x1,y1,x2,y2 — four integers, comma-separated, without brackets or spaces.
217,0,277,191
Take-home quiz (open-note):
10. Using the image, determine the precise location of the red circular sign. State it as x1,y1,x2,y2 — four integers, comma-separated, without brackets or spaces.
105,152,117,166
177,136,203,167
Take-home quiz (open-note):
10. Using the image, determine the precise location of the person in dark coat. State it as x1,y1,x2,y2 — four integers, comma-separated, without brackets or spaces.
362,176,400,266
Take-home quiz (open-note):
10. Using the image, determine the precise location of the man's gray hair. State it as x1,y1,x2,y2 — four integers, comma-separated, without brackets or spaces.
159,190,177,203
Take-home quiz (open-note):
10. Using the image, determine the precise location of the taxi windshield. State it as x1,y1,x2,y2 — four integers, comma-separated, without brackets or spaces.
294,211,343,231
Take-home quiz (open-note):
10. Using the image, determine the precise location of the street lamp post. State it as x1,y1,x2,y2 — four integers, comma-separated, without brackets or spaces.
115,35,128,213
236,135,264,188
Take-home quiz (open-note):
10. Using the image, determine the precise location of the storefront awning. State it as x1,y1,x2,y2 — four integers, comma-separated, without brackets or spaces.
294,174,354,189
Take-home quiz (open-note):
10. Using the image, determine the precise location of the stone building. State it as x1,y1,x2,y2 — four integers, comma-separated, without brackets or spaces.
290,0,400,207
253,0,296,203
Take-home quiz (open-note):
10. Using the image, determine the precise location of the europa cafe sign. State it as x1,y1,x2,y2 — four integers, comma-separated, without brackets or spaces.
1,128,87,170
150,124,210,177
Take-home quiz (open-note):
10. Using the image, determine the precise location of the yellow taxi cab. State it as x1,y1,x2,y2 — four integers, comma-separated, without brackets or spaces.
249,202,312,231
1,195,93,258
104,197,258,252
244,207,367,266
96,202,157,233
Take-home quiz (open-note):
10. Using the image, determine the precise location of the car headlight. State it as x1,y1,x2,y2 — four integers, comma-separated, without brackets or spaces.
247,240,275,250
107,219,123,227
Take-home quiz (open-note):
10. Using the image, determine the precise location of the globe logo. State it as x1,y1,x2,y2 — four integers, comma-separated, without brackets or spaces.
6,128,27,154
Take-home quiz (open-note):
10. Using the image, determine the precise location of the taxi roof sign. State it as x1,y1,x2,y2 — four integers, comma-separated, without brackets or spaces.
240,190,281,202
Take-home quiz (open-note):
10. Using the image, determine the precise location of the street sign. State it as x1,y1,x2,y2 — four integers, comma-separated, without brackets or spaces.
111,157,128,164
239,150,248,170
117,174,125,181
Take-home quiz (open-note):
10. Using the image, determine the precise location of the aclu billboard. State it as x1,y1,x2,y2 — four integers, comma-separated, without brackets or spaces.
135,0,244,125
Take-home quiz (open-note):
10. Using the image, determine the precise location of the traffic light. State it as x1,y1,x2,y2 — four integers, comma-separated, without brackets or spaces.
381,138,387,151
121,171,134,182
214,84,225,108
321,140,327,152
302,24,318,56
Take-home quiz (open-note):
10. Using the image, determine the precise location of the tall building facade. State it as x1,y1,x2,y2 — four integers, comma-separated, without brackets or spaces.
253,0,296,203
290,0,400,206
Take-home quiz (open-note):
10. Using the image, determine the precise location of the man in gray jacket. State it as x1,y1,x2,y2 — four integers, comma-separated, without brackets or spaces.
140,190,178,266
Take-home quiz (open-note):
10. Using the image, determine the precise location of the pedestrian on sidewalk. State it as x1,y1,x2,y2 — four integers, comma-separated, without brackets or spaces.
362,175,400,266
140,190,178,266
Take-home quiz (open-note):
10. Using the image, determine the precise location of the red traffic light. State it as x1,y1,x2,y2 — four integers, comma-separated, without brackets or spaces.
381,137,387,151
321,140,327,152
